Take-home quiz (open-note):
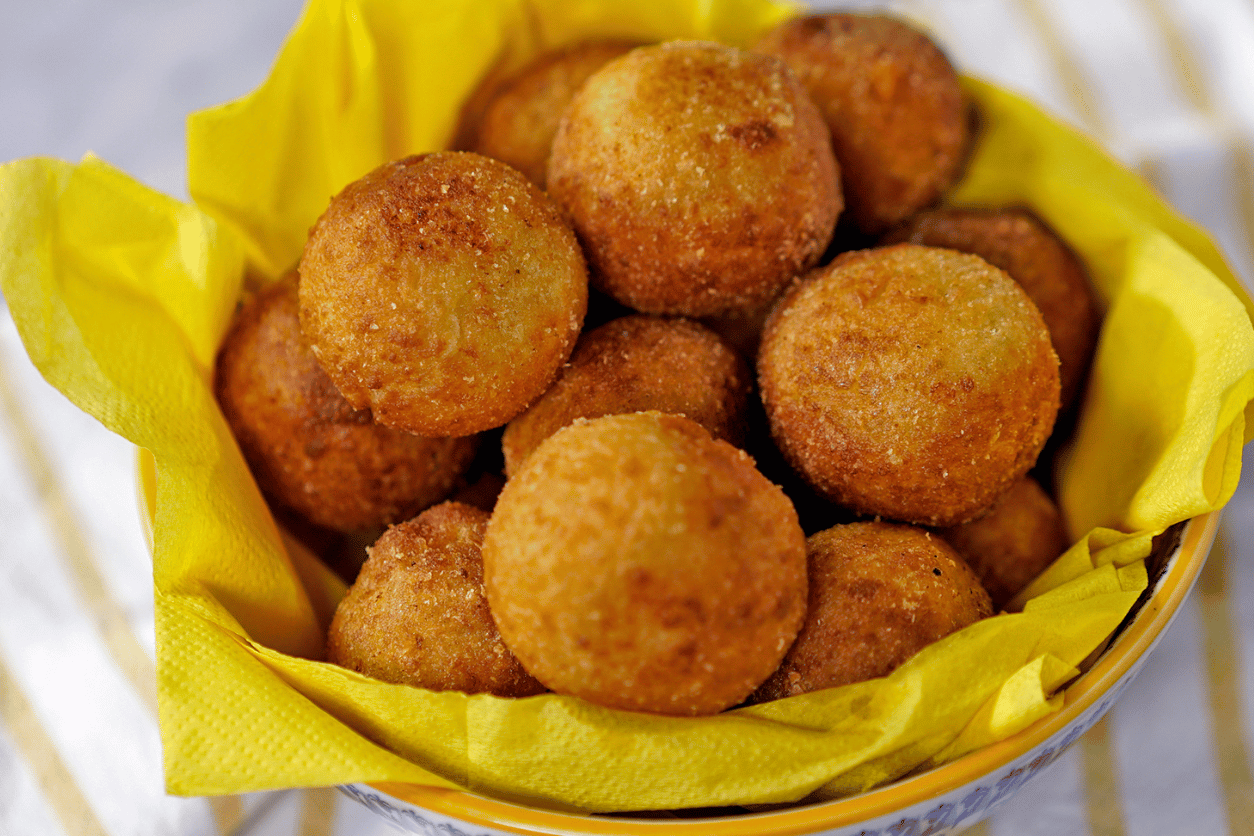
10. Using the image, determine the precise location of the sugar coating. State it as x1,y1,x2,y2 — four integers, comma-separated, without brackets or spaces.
327,501,546,697
547,40,841,317
482,412,808,716
214,272,478,533
750,520,993,702
756,12,970,234
500,314,753,476
298,152,588,438
757,244,1060,527
883,206,1101,411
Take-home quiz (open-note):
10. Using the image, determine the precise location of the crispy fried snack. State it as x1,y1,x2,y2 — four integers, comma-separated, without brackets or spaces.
500,314,752,476
327,502,546,697
939,476,1071,610
758,244,1060,527
755,12,970,234
214,272,477,533
472,39,642,188
546,40,841,317
482,412,808,716
298,152,588,437
883,206,1101,410
751,521,992,701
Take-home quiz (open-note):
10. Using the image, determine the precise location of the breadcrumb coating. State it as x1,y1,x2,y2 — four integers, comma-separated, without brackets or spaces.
757,244,1060,527
483,412,807,715
214,272,477,532
883,206,1101,411
328,502,546,697
501,314,752,476
299,152,587,437
755,12,970,234
547,40,841,317
473,39,642,188
751,521,992,701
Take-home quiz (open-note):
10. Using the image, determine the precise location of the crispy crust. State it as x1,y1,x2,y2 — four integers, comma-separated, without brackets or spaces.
298,152,588,437
500,314,752,476
473,39,643,188
327,502,546,697
751,521,992,701
547,40,841,317
214,272,477,532
883,206,1101,410
939,475,1070,610
482,412,808,715
755,12,970,234
757,244,1060,527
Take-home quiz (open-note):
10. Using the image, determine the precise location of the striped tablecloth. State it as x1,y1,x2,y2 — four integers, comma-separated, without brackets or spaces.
1,1,1252,834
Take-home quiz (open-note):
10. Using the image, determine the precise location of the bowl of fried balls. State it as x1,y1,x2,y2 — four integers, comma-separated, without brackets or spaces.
205,6,1228,836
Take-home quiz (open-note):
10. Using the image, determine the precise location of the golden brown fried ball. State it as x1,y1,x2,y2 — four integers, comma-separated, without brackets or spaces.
757,244,1060,528
883,206,1101,410
751,521,992,701
472,39,642,188
547,40,841,318
755,13,970,234
214,272,478,533
500,314,752,477
327,502,546,697
939,476,1070,610
482,412,808,716
298,152,588,438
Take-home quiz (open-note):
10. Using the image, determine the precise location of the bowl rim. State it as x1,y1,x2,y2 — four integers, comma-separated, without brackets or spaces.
356,509,1219,835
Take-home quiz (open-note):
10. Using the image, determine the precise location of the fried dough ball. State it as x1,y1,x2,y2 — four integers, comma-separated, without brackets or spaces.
757,244,1060,527
472,39,642,188
500,315,752,477
298,152,588,438
547,40,841,318
882,206,1101,410
327,502,546,697
939,476,1070,610
755,13,970,234
214,272,478,533
751,521,992,701
482,412,808,716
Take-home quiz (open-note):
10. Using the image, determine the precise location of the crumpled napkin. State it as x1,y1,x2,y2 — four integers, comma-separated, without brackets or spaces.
1,0,1252,815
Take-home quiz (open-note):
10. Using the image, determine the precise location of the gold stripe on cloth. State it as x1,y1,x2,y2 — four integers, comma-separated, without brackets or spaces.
298,787,340,836
0,340,252,835
1011,0,1111,141
0,352,158,714
0,648,109,836
1137,0,1208,109
1199,530,1254,836
210,795,247,835
1136,0,1254,296
1079,716,1127,836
